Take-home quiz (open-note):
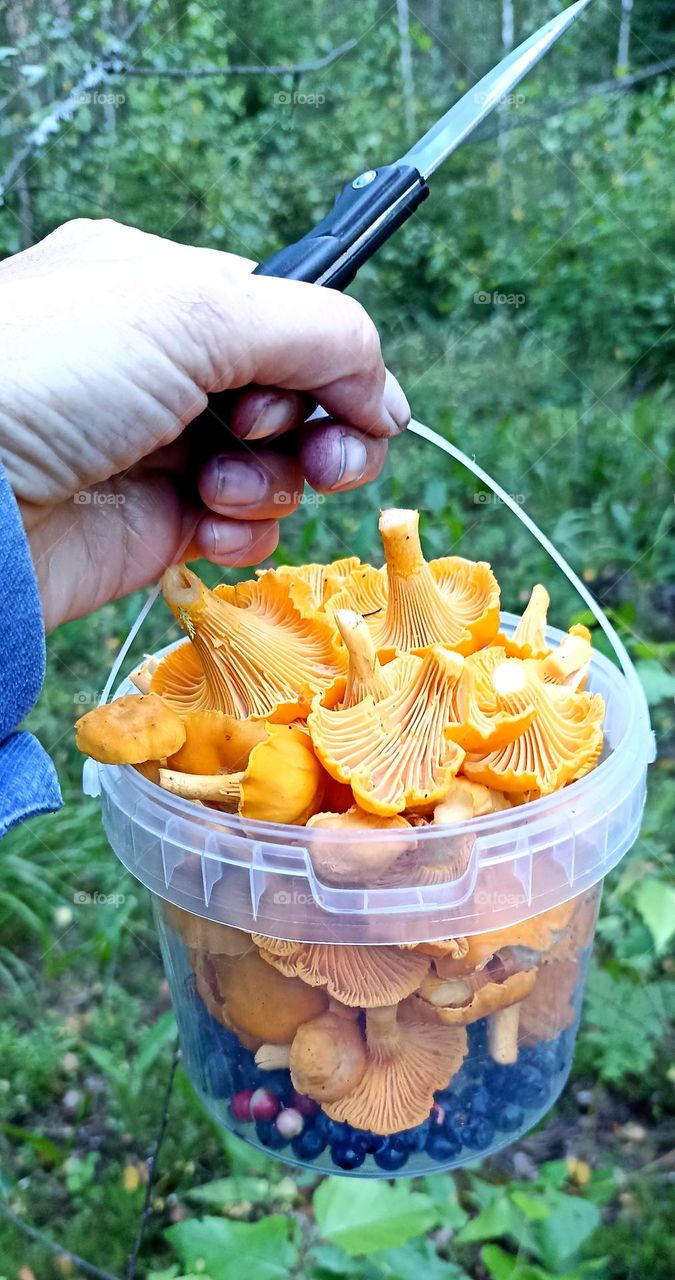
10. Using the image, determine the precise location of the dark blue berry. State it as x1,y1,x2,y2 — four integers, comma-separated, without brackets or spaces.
292,1128,327,1160
499,1101,525,1133
426,1129,462,1162
259,1069,293,1104
467,1018,489,1057
374,1142,409,1172
398,1121,430,1152
460,1085,491,1116
514,1063,549,1107
331,1142,366,1170
462,1116,495,1150
351,1129,388,1156
255,1120,289,1150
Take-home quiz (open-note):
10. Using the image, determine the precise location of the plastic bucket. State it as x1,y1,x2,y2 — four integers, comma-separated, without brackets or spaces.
83,423,655,1176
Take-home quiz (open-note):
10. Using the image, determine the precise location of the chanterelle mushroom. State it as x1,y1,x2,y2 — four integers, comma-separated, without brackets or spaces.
463,658,604,795
210,947,328,1043
167,710,267,776
443,647,535,753
253,936,429,1007
494,584,551,659
324,999,468,1135
329,509,500,659
159,724,326,824
262,557,361,614
158,564,345,721
309,621,467,816
75,693,186,765
306,806,414,885
289,1005,368,1102
166,904,253,957
519,956,579,1045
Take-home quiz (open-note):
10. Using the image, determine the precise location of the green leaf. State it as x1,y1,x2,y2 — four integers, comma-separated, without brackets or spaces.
374,1238,471,1279
165,1215,298,1280
135,1010,177,1079
313,1178,439,1256
530,1193,601,1271
185,1176,296,1208
510,1189,551,1222
632,879,675,955
456,1194,535,1249
634,659,675,706
420,1174,469,1229
0,1121,66,1166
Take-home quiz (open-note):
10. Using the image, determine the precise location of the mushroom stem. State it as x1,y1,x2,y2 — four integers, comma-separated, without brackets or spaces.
378,509,426,578
487,1003,521,1064
158,768,242,804
335,609,391,705
130,655,159,694
365,1005,400,1054
255,1043,292,1070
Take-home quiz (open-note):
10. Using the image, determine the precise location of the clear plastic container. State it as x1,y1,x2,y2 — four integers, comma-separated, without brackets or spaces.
83,424,655,1176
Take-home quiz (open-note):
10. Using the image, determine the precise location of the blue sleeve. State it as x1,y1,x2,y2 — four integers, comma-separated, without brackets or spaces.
0,464,62,837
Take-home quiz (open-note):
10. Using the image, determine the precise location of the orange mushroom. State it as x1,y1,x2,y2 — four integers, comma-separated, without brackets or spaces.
129,654,160,694
433,778,512,824
288,1006,368,1102
75,693,186,765
543,624,593,690
519,956,579,1044
167,710,267,775
263,557,361,614
306,806,414,885
159,564,345,721
330,509,500,659
253,935,430,1007
494,585,551,659
462,658,604,795
323,999,468,1135
159,723,326,824
444,647,535,752
165,904,253,958
209,947,329,1044
432,899,577,980
308,622,467,816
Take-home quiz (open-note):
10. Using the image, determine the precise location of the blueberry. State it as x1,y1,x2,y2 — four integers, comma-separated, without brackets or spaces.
255,1120,289,1150
203,1051,234,1098
482,1063,515,1100
374,1141,409,1172
460,1086,491,1116
468,1018,489,1057
259,1069,294,1104
426,1129,461,1162
462,1116,495,1150
514,1063,549,1107
351,1129,388,1156
332,1142,366,1170
499,1101,525,1133
292,1127,327,1160
398,1121,430,1152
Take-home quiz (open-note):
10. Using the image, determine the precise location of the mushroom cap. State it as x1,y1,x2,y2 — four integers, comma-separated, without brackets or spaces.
543,624,593,690
240,724,326,824
308,648,466,816
444,648,535,753
290,1008,368,1102
215,948,329,1043
75,693,186,765
433,899,577,978
165,904,253,957
150,640,212,714
462,658,604,795
253,936,430,1008
192,951,262,1050
421,967,537,1024
400,937,469,960
519,956,579,1043
167,710,267,775
160,564,345,721
264,557,361,613
324,1000,468,1135
326,564,388,625
306,806,414,885
333,510,500,659
494,585,551,659
433,778,512,823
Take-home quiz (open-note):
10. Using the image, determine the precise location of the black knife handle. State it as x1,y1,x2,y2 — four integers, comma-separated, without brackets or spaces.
253,164,429,290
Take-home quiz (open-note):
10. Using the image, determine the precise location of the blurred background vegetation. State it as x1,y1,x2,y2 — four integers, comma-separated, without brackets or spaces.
0,0,673,1276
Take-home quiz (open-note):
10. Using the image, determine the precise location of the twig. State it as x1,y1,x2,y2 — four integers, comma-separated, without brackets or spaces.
0,1202,122,1280
118,37,357,78
126,1044,180,1280
0,0,156,204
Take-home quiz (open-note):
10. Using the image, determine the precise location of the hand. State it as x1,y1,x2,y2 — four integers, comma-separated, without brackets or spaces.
0,218,409,630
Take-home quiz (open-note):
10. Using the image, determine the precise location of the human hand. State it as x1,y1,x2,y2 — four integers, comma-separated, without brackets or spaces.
0,218,409,630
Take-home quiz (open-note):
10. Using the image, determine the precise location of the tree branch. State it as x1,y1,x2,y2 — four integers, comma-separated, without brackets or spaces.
118,37,357,78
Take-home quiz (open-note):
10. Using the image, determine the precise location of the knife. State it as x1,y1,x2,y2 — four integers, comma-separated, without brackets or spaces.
254,0,592,289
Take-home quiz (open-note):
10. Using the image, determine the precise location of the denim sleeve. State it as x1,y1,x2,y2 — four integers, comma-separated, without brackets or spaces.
0,464,62,837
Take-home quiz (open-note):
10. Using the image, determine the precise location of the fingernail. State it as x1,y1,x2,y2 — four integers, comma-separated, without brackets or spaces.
210,520,253,556
235,396,297,440
382,370,411,433
215,458,267,505
335,434,368,489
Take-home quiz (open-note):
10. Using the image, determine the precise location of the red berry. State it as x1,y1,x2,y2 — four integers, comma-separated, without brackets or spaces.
276,1107,304,1139
430,1102,445,1126
230,1089,254,1122
250,1087,280,1121
290,1090,319,1118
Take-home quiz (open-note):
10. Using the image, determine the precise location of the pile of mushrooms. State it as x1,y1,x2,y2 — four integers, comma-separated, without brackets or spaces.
74,507,605,1135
